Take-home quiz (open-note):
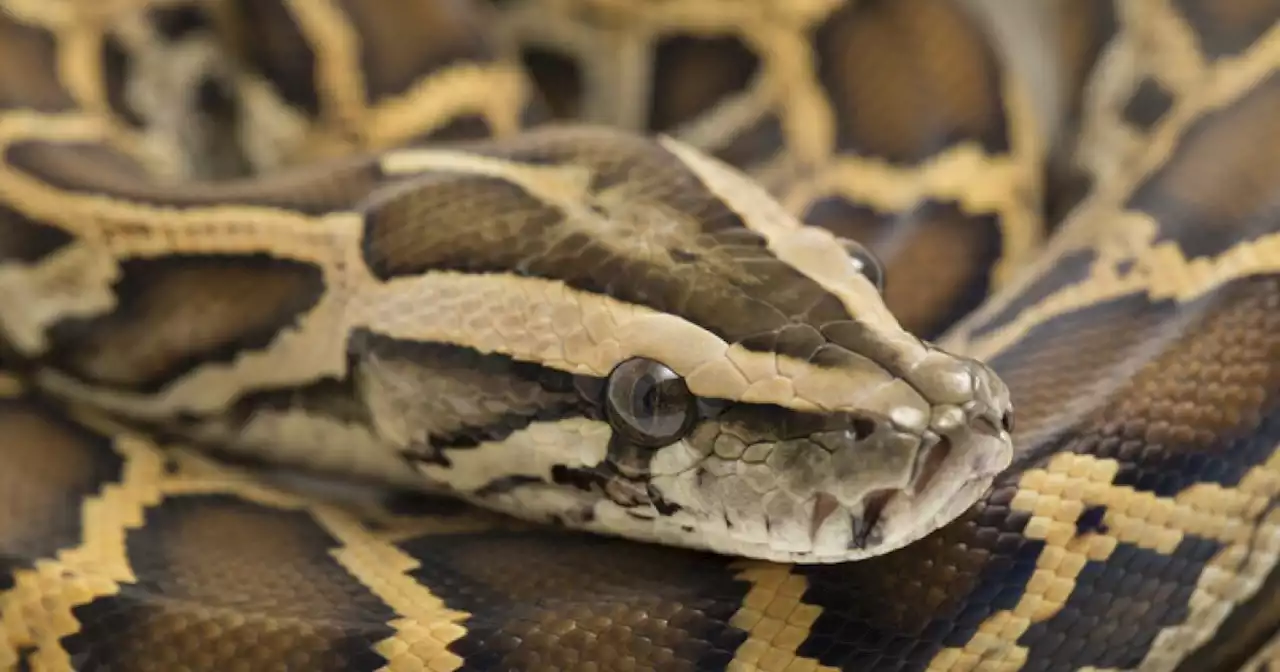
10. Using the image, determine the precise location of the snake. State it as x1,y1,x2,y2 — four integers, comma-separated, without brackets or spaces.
1,0,1279,669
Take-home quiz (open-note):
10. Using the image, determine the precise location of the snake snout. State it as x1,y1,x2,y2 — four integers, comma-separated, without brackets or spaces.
906,350,1016,483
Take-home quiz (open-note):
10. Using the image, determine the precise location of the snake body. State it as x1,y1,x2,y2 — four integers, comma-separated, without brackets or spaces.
2,0,1280,670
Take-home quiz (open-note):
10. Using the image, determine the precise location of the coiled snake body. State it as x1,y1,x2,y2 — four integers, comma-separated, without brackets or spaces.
1,0,1279,670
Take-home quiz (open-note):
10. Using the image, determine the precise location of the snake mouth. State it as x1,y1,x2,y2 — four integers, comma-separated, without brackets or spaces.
806,440,955,552
851,488,897,548
836,415,1010,558
832,435,954,549
911,435,954,495
807,488,896,550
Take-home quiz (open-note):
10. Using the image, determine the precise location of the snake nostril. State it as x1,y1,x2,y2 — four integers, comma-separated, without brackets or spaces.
852,417,876,440
1001,410,1014,433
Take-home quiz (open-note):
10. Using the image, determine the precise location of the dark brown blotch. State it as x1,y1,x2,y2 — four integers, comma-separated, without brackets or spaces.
334,0,498,103
421,114,493,142
44,254,326,392
1042,0,1118,227
0,204,74,263
0,398,124,572
0,13,76,113
520,47,584,120
149,3,213,41
1122,78,1175,132
100,34,144,128
63,494,395,670
224,0,321,114
802,196,1002,339
360,173,562,280
647,35,761,133
4,140,386,214
396,531,748,671
222,370,370,431
851,488,895,549
1126,72,1280,258
911,437,953,494
812,0,1010,164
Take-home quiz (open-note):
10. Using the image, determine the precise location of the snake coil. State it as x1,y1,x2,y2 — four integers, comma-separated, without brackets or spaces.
2,1,1280,670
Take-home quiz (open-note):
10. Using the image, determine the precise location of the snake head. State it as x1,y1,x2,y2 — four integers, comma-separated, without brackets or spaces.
580,334,1014,564
368,127,1012,563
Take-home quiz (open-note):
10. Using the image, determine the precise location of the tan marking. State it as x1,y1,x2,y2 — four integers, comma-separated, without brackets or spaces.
0,114,364,265
780,144,1020,233
355,270,917,415
726,561,839,672
363,62,530,145
667,72,777,155
281,0,366,126
956,224,1280,363
0,240,121,354
591,0,846,27
380,146,598,206
311,509,470,672
743,22,838,168
57,22,109,113
926,449,1280,671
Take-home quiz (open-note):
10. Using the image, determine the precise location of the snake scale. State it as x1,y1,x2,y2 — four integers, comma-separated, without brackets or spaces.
1,0,1280,669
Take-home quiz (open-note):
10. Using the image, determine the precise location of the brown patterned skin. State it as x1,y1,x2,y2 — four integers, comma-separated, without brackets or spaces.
1,1,1280,671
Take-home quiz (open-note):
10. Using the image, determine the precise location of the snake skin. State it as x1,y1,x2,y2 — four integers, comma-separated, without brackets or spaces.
3,0,1280,670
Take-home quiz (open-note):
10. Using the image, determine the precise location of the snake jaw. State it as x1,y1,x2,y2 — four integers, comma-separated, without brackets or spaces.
618,382,1014,564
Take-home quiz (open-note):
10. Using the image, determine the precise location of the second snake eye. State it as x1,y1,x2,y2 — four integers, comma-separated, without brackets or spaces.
839,238,886,294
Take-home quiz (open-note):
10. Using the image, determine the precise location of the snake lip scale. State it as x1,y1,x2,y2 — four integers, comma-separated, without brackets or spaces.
2,0,1280,670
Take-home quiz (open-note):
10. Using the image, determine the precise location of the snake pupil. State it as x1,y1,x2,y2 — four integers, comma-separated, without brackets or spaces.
605,357,697,448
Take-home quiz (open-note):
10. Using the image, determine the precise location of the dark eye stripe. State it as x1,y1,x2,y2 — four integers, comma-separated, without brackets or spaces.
420,401,594,465
350,331,600,465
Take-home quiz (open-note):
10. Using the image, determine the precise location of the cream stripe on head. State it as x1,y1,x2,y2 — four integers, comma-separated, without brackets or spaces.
355,270,930,421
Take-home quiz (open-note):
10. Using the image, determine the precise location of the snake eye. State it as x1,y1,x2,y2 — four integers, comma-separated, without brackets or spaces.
840,238,885,293
605,357,697,448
